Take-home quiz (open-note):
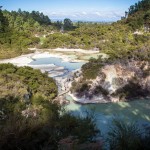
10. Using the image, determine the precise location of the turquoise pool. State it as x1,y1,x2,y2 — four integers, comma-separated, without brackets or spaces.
30,56,150,136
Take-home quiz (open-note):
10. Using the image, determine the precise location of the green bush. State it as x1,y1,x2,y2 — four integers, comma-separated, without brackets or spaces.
108,119,140,150
107,119,150,150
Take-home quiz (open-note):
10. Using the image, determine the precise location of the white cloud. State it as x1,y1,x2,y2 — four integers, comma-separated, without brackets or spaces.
94,12,102,17
42,10,124,21
82,11,87,15
51,12,56,15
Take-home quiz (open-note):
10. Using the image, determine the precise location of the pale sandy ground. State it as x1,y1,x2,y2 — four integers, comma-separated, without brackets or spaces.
53,48,99,54
29,47,99,53
0,54,33,66
28,48,106,62
0,51,72,65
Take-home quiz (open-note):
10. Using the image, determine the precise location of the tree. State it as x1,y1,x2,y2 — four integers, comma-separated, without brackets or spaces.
125,11,128,18
144,10,150,30
14,16,24,30
55,20,63,30
0,7,8,32
63,18,73,31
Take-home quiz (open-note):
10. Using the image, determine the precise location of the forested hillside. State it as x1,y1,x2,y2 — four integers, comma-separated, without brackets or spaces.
0,63,57,100
0,8,52,58
123,0,150,30
0,63,58,122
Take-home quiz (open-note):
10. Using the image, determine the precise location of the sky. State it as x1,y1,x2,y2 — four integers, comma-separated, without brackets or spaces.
1,0,140,22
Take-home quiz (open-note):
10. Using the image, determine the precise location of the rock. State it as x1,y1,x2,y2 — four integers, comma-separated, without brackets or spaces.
54,96,70,105
22,107,38,118
72,60,150,103
0,109,7,120
111,96,120,103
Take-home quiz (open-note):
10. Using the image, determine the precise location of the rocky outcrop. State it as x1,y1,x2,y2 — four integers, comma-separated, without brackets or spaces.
71,61,150,103
53,96,70,105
